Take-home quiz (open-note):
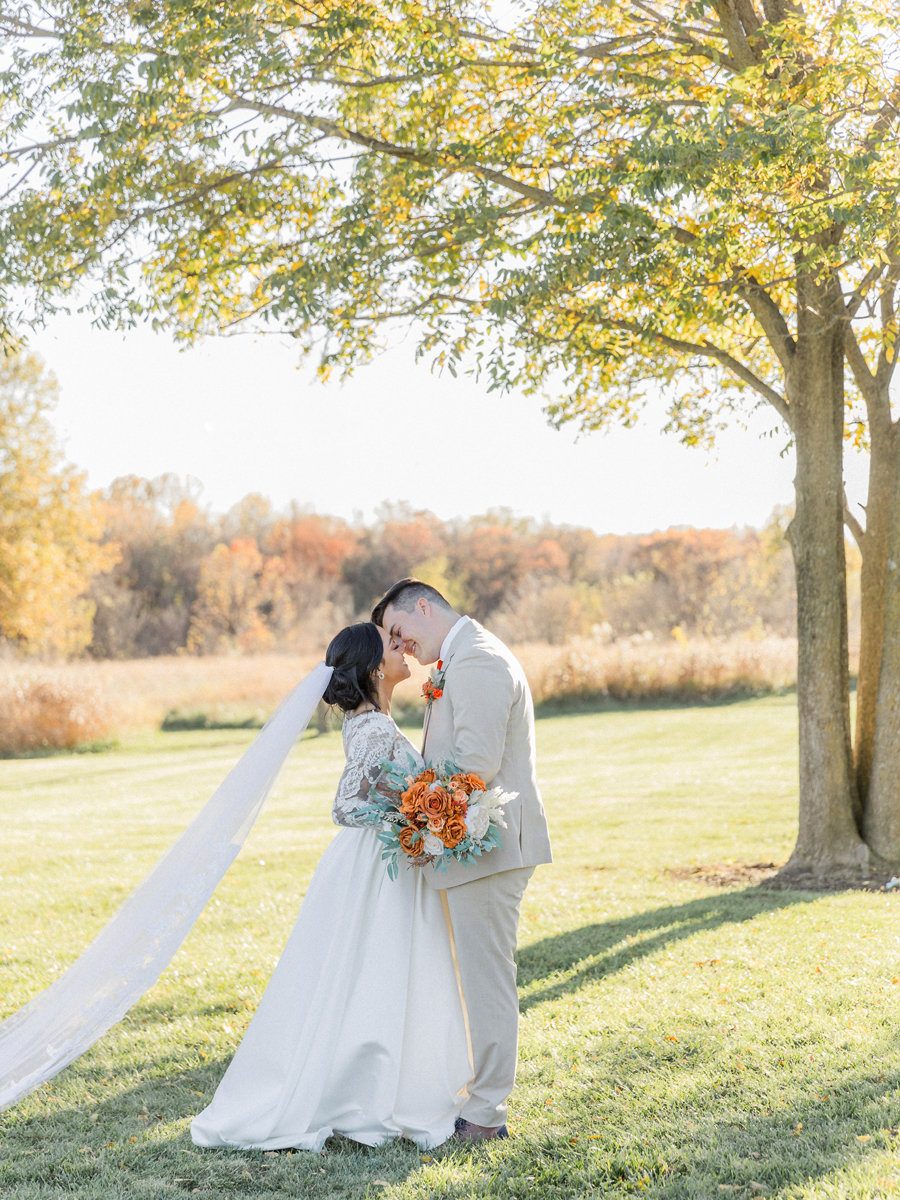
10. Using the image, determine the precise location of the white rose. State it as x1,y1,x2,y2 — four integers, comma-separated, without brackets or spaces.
464,804,490,840
423,833,445,857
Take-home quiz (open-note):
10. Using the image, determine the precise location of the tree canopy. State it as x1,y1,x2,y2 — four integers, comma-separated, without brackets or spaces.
0,1,893,431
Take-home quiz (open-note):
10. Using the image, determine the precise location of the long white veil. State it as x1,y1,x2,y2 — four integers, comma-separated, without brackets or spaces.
0,662,333,1112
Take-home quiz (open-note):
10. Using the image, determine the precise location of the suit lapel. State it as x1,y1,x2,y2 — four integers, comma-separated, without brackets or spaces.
422,648,453,757
420,620,480,758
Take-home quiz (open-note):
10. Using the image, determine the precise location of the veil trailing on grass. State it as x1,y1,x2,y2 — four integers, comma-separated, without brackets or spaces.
0,661,334,1112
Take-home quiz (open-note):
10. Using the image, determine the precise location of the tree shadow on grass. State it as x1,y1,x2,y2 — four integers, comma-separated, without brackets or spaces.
10,1043,898,1200
506,887,900,1197
478,1048,900,1200
516,887,812,1012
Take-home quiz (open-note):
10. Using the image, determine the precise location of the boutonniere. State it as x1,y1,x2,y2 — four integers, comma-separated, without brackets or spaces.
422,659,448,707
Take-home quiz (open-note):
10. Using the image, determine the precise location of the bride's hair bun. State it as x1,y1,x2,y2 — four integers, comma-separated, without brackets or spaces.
323,666,365,713
323,623,384,714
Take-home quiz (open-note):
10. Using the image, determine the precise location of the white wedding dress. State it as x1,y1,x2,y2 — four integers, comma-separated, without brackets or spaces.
190,710,472,1152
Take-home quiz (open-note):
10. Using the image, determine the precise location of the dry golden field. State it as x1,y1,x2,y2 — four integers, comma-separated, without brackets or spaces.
0,653,322,752
516,634,800,705
0,634,805,755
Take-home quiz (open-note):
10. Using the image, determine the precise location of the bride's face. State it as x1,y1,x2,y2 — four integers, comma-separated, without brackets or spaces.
377,625,411,685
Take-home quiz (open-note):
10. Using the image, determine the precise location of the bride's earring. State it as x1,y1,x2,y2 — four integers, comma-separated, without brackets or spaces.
377,670,385,679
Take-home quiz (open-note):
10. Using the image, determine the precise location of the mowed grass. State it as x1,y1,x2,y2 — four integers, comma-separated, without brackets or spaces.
2,695,900,1199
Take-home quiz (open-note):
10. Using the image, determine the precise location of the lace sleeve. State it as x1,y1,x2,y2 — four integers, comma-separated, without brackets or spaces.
332,714,399,827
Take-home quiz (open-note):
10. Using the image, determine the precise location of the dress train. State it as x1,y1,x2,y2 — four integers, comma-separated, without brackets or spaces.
191,825,472,1151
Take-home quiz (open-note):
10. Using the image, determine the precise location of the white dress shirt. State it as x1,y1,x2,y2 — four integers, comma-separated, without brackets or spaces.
439,615,470,664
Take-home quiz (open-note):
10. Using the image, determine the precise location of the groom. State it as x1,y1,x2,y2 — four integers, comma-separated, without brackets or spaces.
372,579,552,1142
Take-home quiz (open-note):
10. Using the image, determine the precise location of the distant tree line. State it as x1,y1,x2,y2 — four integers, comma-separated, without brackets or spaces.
0,353,808,659
84,479,803,659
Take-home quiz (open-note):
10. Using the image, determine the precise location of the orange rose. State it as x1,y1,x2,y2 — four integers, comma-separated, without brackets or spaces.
440,813,468,848
398,825,425,857
420,785,453,822
400,780,431,816
452,772,487,795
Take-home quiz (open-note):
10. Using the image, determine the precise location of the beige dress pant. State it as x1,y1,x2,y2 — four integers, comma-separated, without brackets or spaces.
443,866,534,1127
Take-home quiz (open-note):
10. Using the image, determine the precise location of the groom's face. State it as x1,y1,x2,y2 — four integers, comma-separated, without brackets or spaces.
382,599,442,666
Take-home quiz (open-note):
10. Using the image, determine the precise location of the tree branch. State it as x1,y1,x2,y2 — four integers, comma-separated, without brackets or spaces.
629,0,742,70
844,324,877,393
654,331,790,422
865,74,900,148
664,223,796,371
710,1,760,68
147,159,287,216
737,272,797,370
875,262,900,391
733,0,763,39
2,135,80,162
844,257,887,319
0,11,61,38
843,486,866,551
579,35,656,59
760,0,804,23
592,314,792,423
845,326,894,452
460,28,652,60
225,96,564,208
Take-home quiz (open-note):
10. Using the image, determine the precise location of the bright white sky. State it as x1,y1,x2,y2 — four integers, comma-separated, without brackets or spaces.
30,313,871,535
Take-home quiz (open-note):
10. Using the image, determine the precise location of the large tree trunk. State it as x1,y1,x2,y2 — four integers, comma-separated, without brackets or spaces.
853,418,900,815
783,279,867,877
863,434,900,862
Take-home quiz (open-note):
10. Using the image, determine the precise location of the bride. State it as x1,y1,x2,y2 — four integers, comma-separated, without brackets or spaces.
190,622,472,1153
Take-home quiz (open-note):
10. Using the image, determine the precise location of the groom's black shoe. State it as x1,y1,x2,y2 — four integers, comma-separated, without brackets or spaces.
454,1117,510,1143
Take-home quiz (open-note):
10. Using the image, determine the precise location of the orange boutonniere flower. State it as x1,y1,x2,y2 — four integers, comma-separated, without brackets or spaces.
422,659,448,707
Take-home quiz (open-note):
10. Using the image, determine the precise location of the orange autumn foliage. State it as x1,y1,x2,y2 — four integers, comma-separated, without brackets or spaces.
0,354,118,656
187,538,285,654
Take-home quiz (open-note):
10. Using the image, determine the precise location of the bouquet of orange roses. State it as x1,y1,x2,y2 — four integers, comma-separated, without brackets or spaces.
360,754,514,880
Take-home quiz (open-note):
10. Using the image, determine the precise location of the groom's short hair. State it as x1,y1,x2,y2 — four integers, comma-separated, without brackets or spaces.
372,578,454,626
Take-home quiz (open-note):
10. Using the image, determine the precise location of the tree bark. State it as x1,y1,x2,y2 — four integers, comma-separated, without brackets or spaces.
783,278,867,876
853,419,899,814
863,437,900,862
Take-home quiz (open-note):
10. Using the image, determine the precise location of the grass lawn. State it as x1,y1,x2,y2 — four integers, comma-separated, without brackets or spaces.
2,695,900,1198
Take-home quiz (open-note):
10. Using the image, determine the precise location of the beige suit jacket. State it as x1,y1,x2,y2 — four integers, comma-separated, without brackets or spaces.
422,619,552,889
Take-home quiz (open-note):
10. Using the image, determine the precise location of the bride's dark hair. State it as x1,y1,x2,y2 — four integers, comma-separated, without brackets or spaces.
323,622,384,714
